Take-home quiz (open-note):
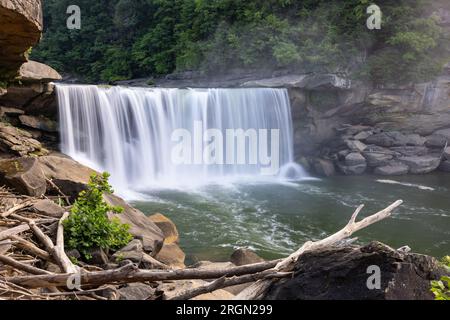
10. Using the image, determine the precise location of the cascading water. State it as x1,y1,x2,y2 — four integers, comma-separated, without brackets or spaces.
56,85,306,196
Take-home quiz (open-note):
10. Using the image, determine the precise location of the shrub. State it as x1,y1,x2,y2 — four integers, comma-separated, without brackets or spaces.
431,256,450,300
64,172,133,260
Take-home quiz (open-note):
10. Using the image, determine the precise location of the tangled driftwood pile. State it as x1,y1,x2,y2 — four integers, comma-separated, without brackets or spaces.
0,183,405,300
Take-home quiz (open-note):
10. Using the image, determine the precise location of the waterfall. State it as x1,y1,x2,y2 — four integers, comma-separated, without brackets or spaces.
56,85,306,194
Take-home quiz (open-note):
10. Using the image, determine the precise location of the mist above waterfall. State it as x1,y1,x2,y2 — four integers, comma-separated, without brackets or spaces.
56,85,307,197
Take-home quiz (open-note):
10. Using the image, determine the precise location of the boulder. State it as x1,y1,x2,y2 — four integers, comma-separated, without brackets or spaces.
0,157,46,196
426,135,448,148
374,163,409,176
444,147,450,161
118,283,156,300
313,158,335,177
338,163,367,175
159,280,235,300
433,128,450,141
155,243,186,269
18,60,62,82
353,131,373,141
0,106,24,117
148,213,179,244
439,160,450,172
346,140,367,152
19,115,58,133
86,248,109,266
345,152,366,166
390,146,429,157
399,156,441,174
365,132,425,147
113,239,167,269
32,199,65,218
264,242,446,300
230,248,265,266
362,152,393,167
104,193,164,256
0,122,47,157
38,154,96,198
0,0,43,79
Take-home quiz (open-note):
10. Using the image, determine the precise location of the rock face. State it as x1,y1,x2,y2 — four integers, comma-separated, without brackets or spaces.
399,156,442,174
104,194,164,256
38,154,97,198
0,122,48,157
230,248,265,266
0,0,43,79
0,157,46,196
19,115,58,133
264,242,446,300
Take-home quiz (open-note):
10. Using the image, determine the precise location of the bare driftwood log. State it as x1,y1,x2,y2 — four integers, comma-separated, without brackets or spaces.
0,224,30,241
0,254,52,275
8,235,52,261
1,201,34,218
234,200,403,300
6,260,281,289
168,270,293,301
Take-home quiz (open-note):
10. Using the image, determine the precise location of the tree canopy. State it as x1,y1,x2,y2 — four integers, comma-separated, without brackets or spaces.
32,0,449,85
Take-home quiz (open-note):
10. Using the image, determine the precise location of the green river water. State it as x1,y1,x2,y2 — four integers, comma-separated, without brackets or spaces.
133,173,450,264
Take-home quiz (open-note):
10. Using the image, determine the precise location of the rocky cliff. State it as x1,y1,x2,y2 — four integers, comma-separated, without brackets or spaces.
290,71,450,177
0,0,43,82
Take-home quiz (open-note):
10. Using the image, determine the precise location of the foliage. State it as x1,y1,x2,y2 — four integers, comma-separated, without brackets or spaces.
431,256,450,300
63,172,132,260
32,0,449,85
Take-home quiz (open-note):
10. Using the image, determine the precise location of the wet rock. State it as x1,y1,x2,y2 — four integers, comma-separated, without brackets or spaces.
118,283,156,300
345,152,366,166
366,132,425,147
230,248,265,266
363,152,393,167
433,128,450,141
0,157,46,196
399,156,441,174
374,163,409,176
439,160,450,172
155,243,186,269
104,194,164,256
19,115,58,133
390,146,429,157
264,242,446,300
444,147,450,161
149,213,179,244
338,163,367,175
32,199,65,218
426,135,448,148
313,158,335,177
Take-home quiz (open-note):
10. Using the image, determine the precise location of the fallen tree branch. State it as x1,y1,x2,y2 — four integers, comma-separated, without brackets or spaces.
5,259,281,289
0,254,52,275
1,201,34,218
0,224,30,242
8,235,52,261
234,200,403,300
168,271,293,301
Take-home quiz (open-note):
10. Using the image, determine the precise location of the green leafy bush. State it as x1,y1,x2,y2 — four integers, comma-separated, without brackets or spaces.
431,256,450,300
64,172,133,260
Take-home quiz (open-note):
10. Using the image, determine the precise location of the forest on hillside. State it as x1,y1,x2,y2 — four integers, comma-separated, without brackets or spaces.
32,0,450,84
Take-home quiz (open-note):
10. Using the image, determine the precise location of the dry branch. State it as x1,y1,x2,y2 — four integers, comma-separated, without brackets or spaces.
0,254,52,275
1,201,34,218
234,200,403,300
0,224,30,241
6,259,281,289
